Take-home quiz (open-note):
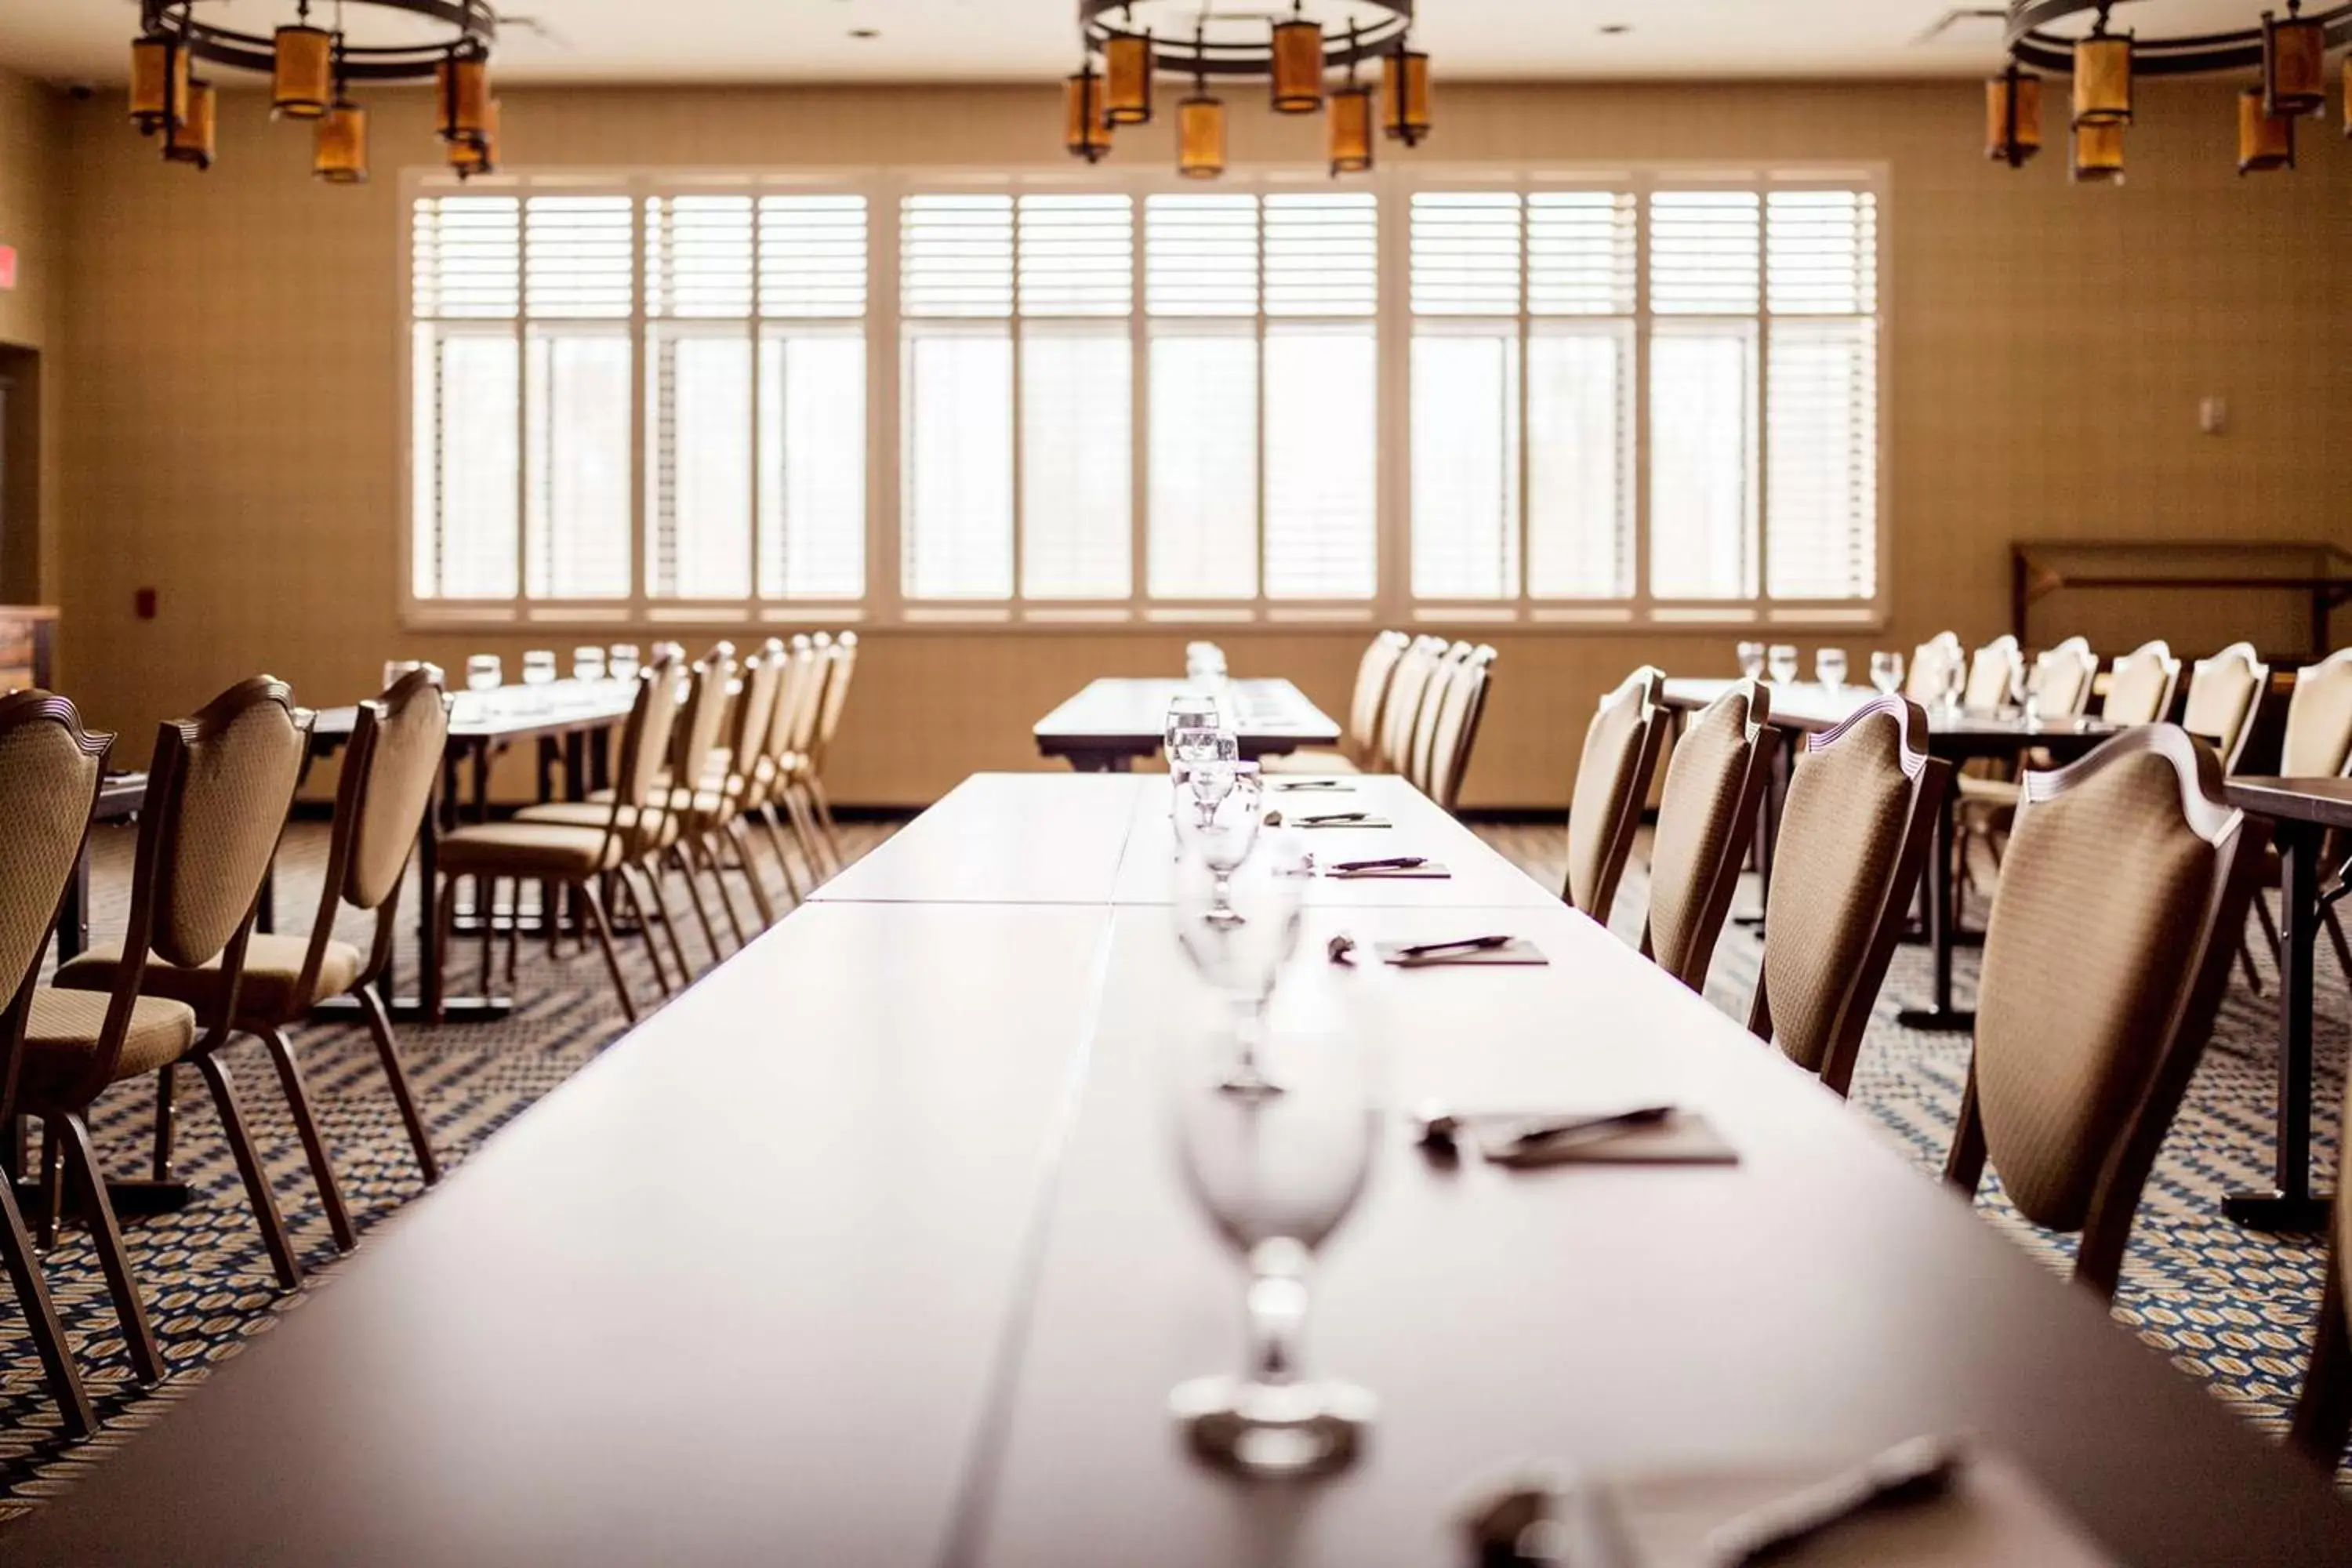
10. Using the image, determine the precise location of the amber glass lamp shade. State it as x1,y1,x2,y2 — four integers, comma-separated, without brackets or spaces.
2262,10,2327,118
1383,45,1431,144
129,36,188,133
2070,121,2125,183
1178,95,1226,179
2072,34,2132,126
1329,85,1374,175
1064,67,1112,162
2238,86,2296,172
449,99,499,179
1985,66,2042,165
314,99,368,184
1104,32,1154,125
437,54,492,143
1271,19,1324,113
272,25,334,119
165,79,217,170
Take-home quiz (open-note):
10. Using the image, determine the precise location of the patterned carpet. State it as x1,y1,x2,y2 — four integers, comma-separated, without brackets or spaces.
0,810,2340,1523
1480,821,2347,1460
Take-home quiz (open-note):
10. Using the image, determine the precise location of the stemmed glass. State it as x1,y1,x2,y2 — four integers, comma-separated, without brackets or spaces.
1869,650,1904,696
572,645,607,684
608,644,642,683
1166,695,1224,765
465,654,503,693
1171,846,1298,1094
1175,762,1262,913
1766,644,1799,686
1735,641,1766,681
1815,648,1848,691
1167,1018,1380,1476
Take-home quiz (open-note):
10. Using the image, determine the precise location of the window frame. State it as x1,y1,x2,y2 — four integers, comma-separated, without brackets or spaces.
398,162,1889,634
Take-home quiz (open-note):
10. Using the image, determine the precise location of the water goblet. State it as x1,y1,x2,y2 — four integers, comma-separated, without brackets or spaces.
608,644,642,683
1165,1015,1380,1475
1766,644,1799,686
1735,641,1766,681
1171,846,1298,1094
1176,764,1263,914
1869,650,1904,696
1815,648,1848,691
521,650,557,686
465,654,503,694
1166,695,1223,765
572,645,608,684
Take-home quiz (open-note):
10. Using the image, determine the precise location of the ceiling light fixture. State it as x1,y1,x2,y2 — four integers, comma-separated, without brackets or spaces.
1074,0,1428,179
1991,0,2350,180
128,0,499,182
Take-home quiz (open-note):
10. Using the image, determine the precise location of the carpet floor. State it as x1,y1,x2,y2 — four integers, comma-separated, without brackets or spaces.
0,810,2340,1522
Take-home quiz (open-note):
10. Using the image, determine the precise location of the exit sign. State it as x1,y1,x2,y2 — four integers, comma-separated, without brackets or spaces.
0,246,15,290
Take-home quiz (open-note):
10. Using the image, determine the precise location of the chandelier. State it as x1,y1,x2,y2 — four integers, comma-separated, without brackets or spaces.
1985,1,2352,180
1068,1,1431,179
128,0,501,185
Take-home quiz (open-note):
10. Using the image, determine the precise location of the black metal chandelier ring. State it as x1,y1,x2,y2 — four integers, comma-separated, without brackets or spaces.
2003,0,2352,75
1078,0,1412,76
139,0,497,82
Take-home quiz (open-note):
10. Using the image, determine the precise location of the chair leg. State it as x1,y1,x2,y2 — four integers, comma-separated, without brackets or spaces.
726,818,780,929
479,873,499,992
614,866,676,999
669,844,727,966
758,802,808,902
699,831,753,950
2237,935,2265,996
355,986,440,1185
0,1175,95,1436
193,1053,303,1290
808,775,848,868
2325,905,2352,988
53,1111,165,1383
641,856,699,982
580,878,640,1025
150,1062,176,1182
2253,891,2282,957
782,785,833,883
258,1026,357,1254
2290,1265,2352,1472
432,873,460,1025
37,1117,60,1250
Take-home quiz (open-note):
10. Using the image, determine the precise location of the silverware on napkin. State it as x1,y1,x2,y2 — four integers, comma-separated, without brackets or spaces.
1702,1434,1964,1566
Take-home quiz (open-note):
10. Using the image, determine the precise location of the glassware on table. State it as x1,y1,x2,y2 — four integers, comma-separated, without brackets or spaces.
1735,641,1766,681
1171,842,1298,1094
1165,695,1225,764
1815,648,1848,691
1766,644,1799,686
572,645,608,684
1186,641,1229,685
1166,1014,1379,1476
521,650,557,686
1942,656,1967,716
1175,762,1262,909
608,644,642,683
1869,650,1904,696
464,654,503,693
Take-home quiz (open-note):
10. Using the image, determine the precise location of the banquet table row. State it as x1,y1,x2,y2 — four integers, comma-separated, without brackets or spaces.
9,771,2349,1565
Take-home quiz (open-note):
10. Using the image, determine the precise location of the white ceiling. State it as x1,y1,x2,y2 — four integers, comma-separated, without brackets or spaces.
0,1,2281,86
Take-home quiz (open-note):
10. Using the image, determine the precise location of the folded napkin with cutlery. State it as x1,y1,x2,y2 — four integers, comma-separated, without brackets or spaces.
1272,778,1358,793
1295,811,1394,829
1377,935,1544,966
1463,1109,1736,1167
1327,856,1450,880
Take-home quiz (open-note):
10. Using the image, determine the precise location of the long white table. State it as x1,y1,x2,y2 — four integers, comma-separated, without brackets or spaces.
8,776,2348,1565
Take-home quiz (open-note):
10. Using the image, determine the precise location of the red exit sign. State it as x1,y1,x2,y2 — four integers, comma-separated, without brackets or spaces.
0,246,16,291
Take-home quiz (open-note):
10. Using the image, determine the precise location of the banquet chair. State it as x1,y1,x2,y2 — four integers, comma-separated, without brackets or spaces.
15,676,316,1380
0,692,114,1436
1422,644,1497,811
746,635,826,895
769,633,841,882
801,630,860,865
1962,634,2023,713
1903,631,1965,704
1943,725,2263,1300
1407,641,1472,789
2100,640,2183,726
679,641,786,938
2243,647,2352,985
2181,640,2269,769
1263,630,1409,776
1374,636,1449,778
1955,636,2102,877
437,658,681,1023
1746,696,1949,1097
1641,681,1774,993
57,670,450,1257
2289,1062,2352,1469
1561,668,1668,923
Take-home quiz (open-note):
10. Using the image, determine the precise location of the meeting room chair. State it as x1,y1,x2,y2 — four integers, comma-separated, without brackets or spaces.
1407,641,1473,791
1374,635,1448,778
2288,1059,2352,1470
2100,640,2183,726
1904,631,1965,704
1746,695,1950,1097
680,640,787,937
1641,680,1775,993
1943,724,2263,1301
56,670,450,1258
1962,634,2023,713
0,692,115,1437
437,656,683,1024
769,633,843,883
9,677,316,1395
743,634,826,898
1263,630,1409,776
2242,646,2352,987
2182,640,2269,769
1422,644,1497,811
1561,668,1669,924
802,630,861,863
1955,636,2103,878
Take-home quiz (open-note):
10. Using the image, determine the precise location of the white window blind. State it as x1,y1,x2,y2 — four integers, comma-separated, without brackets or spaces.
1648,191,1761,599
901,195,1014,600
1264,194,1376,600
759,196,869,600
1765,190,1878,601
1147,195,1259,599
1019,194,1132,600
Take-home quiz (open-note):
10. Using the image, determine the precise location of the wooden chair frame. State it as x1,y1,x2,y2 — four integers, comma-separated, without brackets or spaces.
1942,724,2266,1301
1562,667,1668,924
1342,630,1410,767
1746,696,1952,1098
2100,639,2183,727
1428,644,1497,811
0,692,113,1438
1639,680,1777,993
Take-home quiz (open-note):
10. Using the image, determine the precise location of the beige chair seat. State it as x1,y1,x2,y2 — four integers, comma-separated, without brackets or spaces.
56,933,363,1021
1261,748,1359,775
1955,774,2024,810
515,798,713,834
17,987,196,1105
437,821,626,877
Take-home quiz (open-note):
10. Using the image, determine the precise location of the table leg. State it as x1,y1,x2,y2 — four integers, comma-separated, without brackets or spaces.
1734,733,1791,931
1061,750,1134,774
1897,776,1974,1032
2226,821,2332,1231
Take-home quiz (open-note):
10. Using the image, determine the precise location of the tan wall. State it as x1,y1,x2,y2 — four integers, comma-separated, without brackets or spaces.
0,68,63,601
42,79,2352,806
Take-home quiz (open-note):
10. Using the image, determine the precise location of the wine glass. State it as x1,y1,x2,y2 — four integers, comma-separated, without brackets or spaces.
1166,1016,1380,1476
1172,847,1301,1091
608,644,642,683
1766,644,1799,687
1175,763,1263,914
1869,650,1904,696
1186,641,1229,684
464,654,503,693
1815,648,1848,691
521,650,557,686
572,645,607,684
1166,695,1224,765
1735,641,1766,681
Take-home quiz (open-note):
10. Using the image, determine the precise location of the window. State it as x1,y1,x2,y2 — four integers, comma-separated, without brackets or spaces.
405,168,1880,628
